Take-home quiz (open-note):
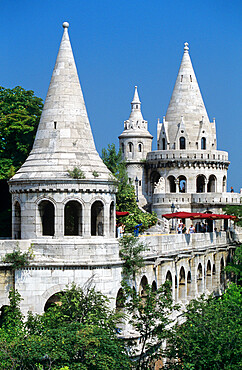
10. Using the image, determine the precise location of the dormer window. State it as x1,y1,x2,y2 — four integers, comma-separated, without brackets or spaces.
179,137,186,150
128,142,133,153
162,138,166,150
136,105,138,109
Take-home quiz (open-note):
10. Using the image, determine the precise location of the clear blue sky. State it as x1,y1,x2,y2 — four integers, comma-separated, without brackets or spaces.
1,0,242,190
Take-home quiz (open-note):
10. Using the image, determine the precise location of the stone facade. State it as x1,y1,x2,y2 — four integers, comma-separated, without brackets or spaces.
0,23,240,324
119,43,240,218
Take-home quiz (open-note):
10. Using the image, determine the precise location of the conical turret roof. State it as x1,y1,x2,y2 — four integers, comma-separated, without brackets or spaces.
11,22,111,181
164,43,214,149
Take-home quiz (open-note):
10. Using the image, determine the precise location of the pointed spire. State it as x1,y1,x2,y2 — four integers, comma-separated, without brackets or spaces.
132,86,141,104
12,22,111,181
165,42,209,124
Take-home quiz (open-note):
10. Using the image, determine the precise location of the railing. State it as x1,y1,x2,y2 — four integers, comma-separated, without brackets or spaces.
147,150,229,162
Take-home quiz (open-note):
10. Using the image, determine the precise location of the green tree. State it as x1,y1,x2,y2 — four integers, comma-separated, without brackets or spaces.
165,284,242,370
225,244,242,284
223,205,242,227
102,144,157,232
0,283,131,369
0,86,43,179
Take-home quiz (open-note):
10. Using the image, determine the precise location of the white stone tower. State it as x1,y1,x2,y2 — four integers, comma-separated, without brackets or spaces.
119,86,153,206
146,42,236,218
9,22,116,239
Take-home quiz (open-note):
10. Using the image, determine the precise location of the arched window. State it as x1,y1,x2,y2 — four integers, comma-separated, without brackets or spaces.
179,137,186,150
197,263,203,294
178,176,187,193
139,276,148,298
13,201,21,239
196,175,206,193
138,143,142,152
168,175,176,193
206,260,212,291
179,267,186,300
38,200,55,236
207,175,216,192
109,201,115,237
91,201,104,236
64,201,82,236
128,142,133,153
201,137,206,150
187,271,191,298
162,138,166,150
222,176,226,192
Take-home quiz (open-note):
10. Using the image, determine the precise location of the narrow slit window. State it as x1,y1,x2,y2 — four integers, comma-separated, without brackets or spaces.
181,75,183,82
190,75,192,82
54,121,57,129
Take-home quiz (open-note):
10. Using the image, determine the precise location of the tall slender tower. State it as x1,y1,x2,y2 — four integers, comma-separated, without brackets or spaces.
9,22,116,239
119,86,153,206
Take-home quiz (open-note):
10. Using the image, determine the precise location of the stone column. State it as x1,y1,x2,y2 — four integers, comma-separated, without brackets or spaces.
83,203,91,237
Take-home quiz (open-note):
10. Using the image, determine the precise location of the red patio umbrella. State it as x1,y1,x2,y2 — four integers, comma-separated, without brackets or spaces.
162,212,197,219
116,211,130,217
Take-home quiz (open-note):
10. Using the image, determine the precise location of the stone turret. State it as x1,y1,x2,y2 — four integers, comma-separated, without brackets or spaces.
158,43,216,151
9,22,116,239
119,86,153,206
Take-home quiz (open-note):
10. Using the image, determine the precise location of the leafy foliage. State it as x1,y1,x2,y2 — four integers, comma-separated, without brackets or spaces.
225,244,242,284
67,167,85,179
223,205,242,227
0,283,131,369
2,246,33,269
0,86,43,179
102,143,157,232
119,235,148,277
164,284,242,370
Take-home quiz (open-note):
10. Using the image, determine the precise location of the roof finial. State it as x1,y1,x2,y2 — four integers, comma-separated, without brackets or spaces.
63,21,69,28
184,42,189,53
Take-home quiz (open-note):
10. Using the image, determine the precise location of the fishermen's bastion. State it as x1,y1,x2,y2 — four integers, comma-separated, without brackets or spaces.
0,22,241,322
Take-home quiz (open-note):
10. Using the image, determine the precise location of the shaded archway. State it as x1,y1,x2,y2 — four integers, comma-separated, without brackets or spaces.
91,201,104,236
206,260,212,291
187,271,191,298
38,200,55,236
168,175,176,193
197,263,203,294
44,292,63,311
152,280,157,292
196,175,206,193
109,201,115,237
64,200,82,236
201,137,206,150
220,257,225,291
178,176,187,193
222,176,226,192
207,175,216,192
165,271,173,294
179,267,186,300
179,137,186,150
13,201,21,239
150,171,161,194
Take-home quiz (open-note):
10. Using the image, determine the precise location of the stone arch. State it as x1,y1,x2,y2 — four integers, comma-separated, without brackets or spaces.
201,137,206,150
178,175,187,193
139,275,148,297
207,175,217,192
109,201,115,237
64,200,83,236
38,199,55,236
222,176,227,192
150,171,161,194
152,280,157,292
179,136,186,150
220,257,225,290
179,266,186,300
168,175,176,193
138,142,143,152
13,201,21,239
91,200,104,236
197,263,203,294
44,292,64,311
206,260,212,291
187,271,191,298
196,175,206,193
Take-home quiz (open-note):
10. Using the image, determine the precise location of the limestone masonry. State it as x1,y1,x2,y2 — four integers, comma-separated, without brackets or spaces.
0,22,241,322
